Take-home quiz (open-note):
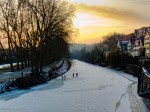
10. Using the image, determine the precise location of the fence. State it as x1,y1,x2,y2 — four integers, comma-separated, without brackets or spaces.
138,67,150,99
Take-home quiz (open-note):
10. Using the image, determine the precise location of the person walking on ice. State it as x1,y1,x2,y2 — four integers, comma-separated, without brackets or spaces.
73,73,74,78
76,73,78,77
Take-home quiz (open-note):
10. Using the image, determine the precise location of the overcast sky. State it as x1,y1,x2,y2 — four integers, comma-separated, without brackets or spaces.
69,0,150,44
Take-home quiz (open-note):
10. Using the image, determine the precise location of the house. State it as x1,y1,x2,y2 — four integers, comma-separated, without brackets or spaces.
117,39,129,51
117,33,135,52
117,33,143,56
131,27,150,57
130,37,143,57
144,27,150,57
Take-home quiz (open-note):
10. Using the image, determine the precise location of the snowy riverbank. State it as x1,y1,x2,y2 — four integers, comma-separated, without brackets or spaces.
0,60,149,112
0,59,69,93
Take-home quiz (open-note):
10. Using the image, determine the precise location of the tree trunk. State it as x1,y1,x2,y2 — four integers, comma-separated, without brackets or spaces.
21,60,24,69
17,58,19,70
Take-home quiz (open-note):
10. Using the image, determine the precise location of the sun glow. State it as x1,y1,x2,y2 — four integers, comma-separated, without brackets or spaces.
73,12,126,44
70,0,150,44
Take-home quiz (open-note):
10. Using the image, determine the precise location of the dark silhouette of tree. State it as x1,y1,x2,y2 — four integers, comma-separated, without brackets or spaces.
103,33,125,51
0,0,75,74
106,47,133,69
0,0,15,71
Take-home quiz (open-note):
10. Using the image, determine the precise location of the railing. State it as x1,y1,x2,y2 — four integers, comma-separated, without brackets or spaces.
142,68,150,78
138,67,150,99
124,64,140,77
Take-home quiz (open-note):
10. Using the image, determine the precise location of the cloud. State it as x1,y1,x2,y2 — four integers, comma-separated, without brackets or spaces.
125,0,150,3
72,3,150,44
123,0,150,6
75,4,150,24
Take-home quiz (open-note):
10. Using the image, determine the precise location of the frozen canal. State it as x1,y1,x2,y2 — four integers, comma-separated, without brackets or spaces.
0,60,142,112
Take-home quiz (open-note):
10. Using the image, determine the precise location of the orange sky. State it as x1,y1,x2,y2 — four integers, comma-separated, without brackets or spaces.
70,1,150,44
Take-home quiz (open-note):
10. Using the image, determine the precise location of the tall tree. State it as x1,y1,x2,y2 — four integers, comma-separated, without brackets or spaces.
0,0,75,74
103,33,125,51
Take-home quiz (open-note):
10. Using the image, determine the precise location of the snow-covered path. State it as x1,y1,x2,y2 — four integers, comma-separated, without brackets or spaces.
0,60,141,112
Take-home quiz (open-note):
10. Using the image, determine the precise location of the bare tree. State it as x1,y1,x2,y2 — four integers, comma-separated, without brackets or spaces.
0,0,16,71
22,0,75,75
0,0,75,74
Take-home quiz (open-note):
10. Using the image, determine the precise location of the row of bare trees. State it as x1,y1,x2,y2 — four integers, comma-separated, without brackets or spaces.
0,0,75,75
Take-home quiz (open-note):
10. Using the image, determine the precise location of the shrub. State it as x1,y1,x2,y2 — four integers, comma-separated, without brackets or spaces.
15,75,47,89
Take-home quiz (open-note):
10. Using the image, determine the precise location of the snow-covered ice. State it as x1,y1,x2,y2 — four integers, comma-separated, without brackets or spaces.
0,60,146,112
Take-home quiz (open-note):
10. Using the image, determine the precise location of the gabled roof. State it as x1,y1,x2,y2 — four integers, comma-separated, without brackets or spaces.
118,33,137,44
134,26,150,37
125,33,137,40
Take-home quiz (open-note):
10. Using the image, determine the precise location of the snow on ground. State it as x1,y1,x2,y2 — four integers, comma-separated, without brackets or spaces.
0,63,19,69
0,60,64,92
53,60,69,75
0,67,32,79
0,60,63,79
0,60,146,112
104,67,150,112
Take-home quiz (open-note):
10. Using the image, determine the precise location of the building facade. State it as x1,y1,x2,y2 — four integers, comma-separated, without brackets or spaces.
144,32,150,57
118,26,150,57
132,27,150,57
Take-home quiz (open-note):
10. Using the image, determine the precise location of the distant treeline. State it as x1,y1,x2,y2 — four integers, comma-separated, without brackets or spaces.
70,33,142,69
